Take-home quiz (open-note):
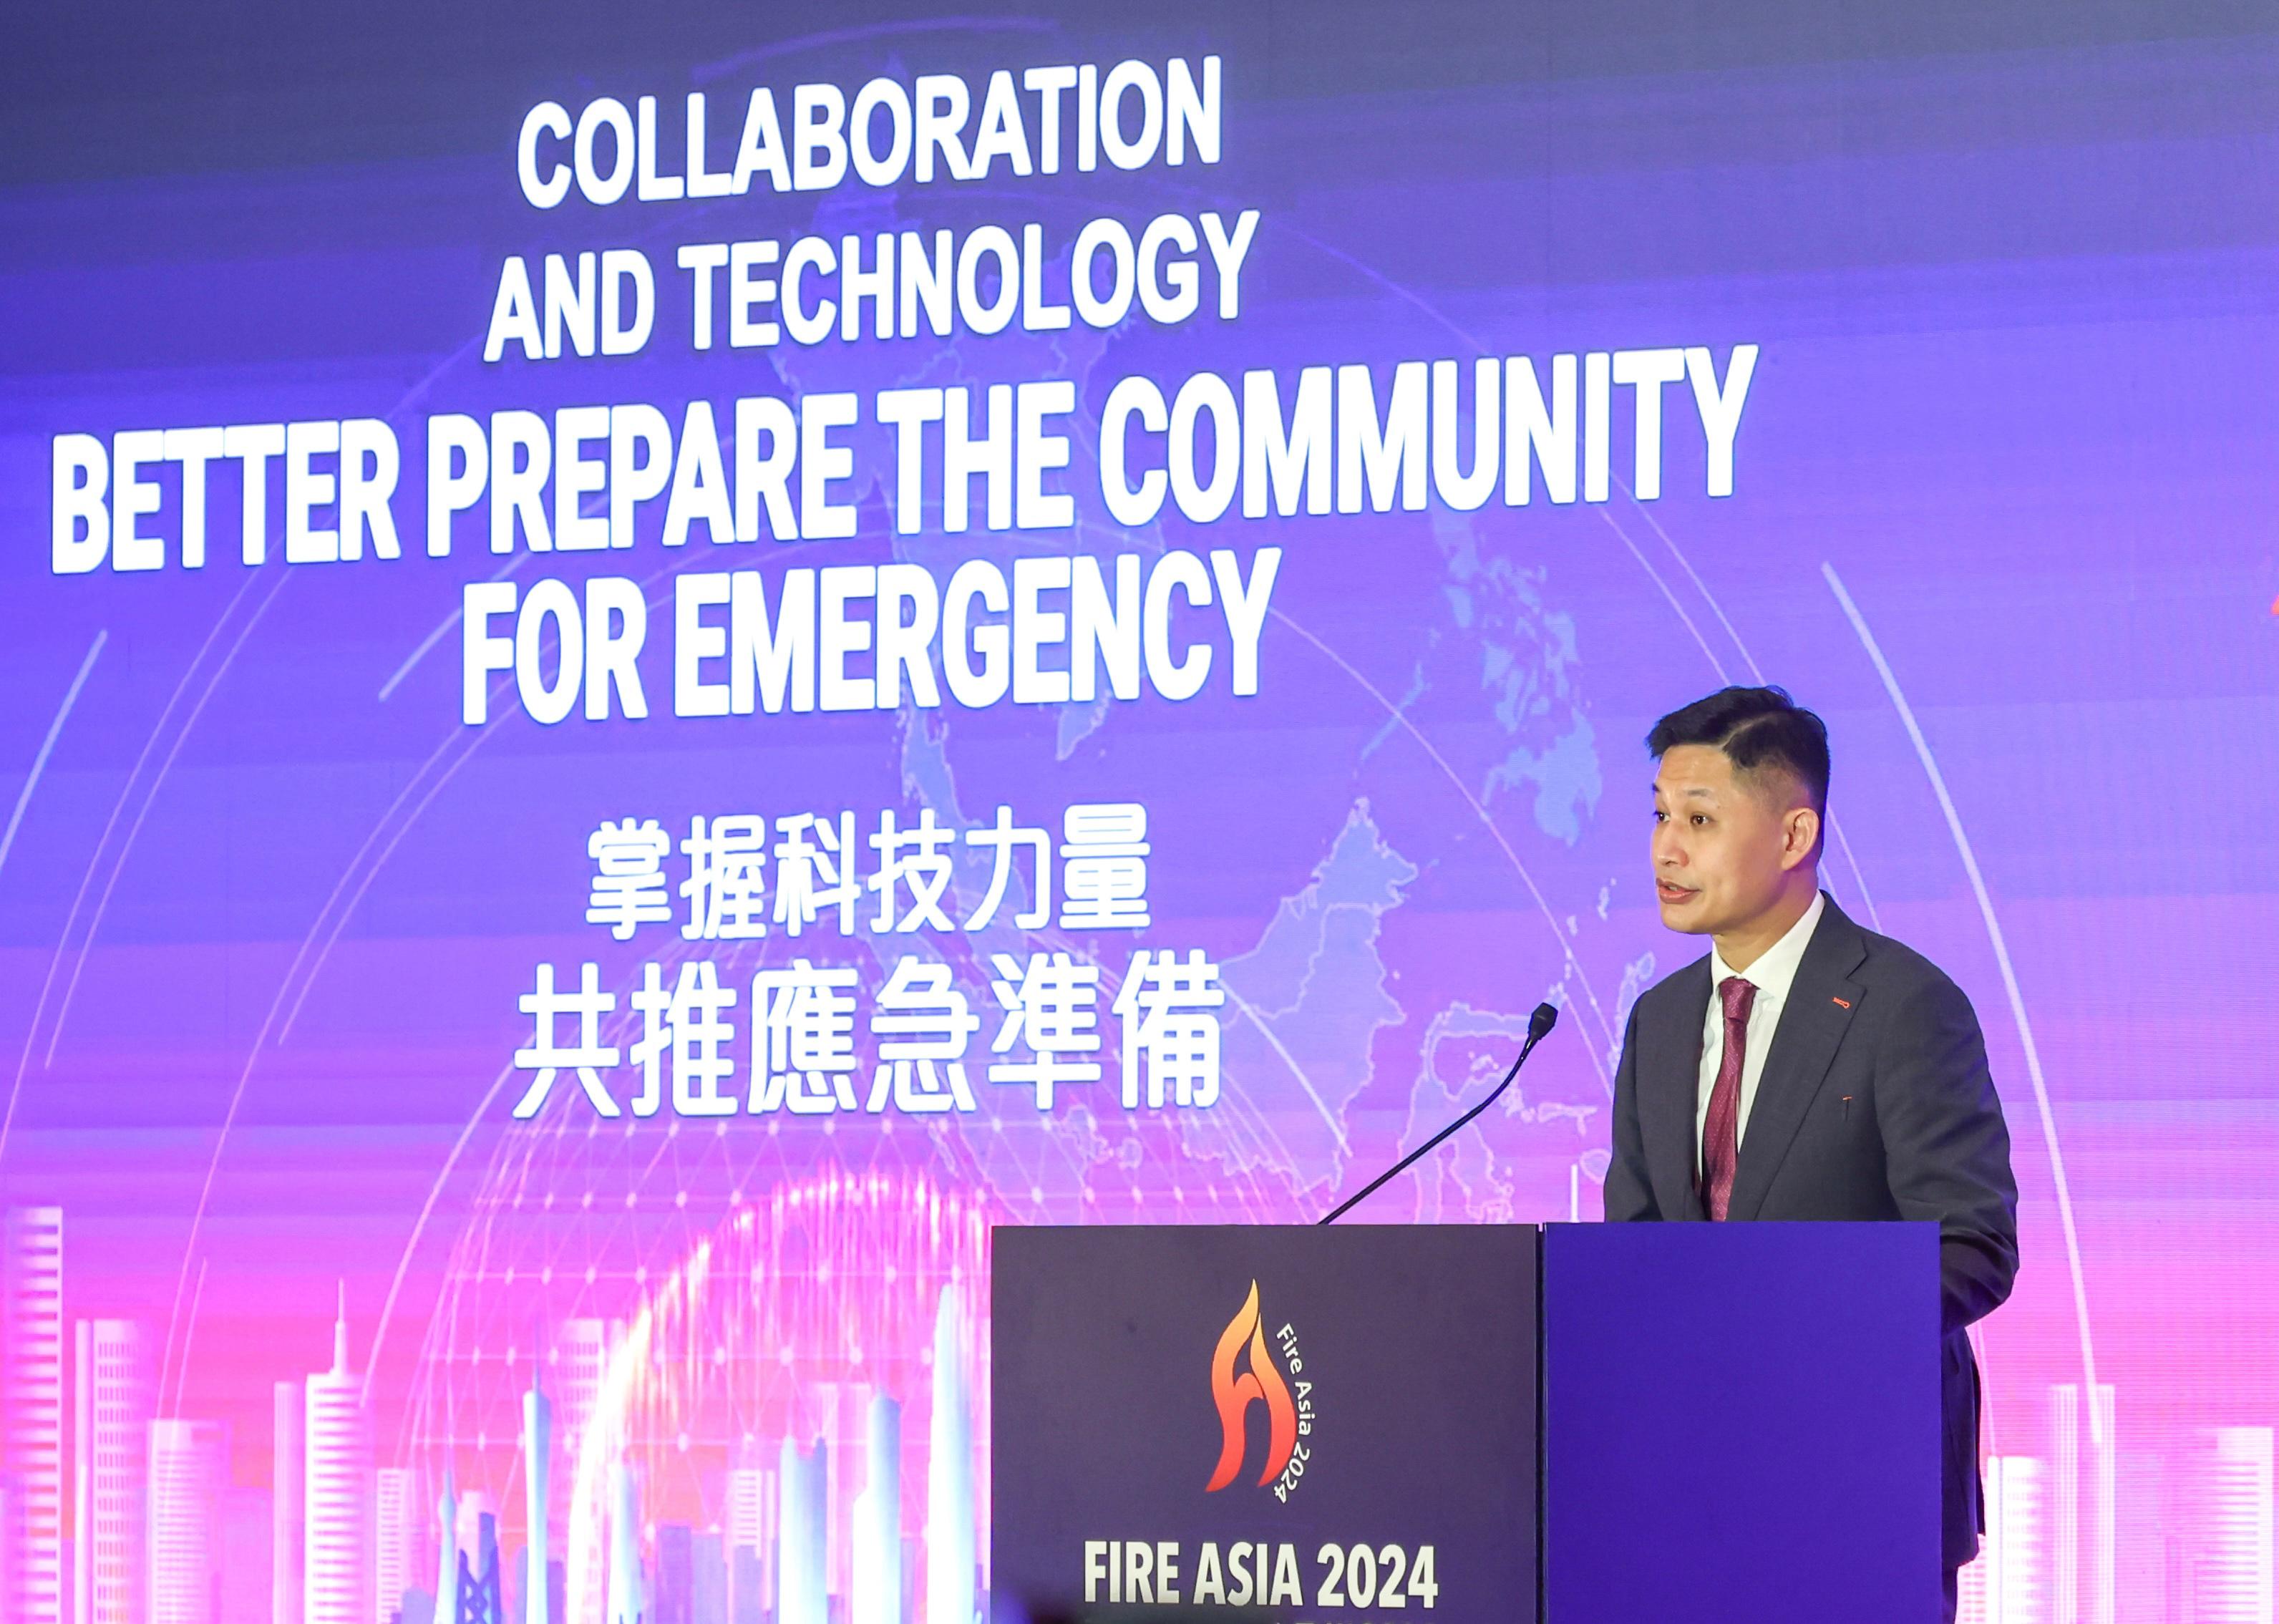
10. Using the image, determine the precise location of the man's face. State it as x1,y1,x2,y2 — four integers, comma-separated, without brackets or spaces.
1651,744,1814,935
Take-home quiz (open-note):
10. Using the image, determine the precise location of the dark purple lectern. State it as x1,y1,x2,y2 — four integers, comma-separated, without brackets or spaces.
993,1221,1940,1624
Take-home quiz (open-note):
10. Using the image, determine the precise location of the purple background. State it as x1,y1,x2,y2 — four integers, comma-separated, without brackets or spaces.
1,3,2275,1620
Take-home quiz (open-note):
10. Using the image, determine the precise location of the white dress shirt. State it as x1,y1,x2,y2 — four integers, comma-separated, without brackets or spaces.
1696,890,1827,1172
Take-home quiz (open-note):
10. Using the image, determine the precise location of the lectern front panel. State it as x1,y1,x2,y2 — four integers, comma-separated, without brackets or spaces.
1542,1222,1942,1624
993,1223,1540,1624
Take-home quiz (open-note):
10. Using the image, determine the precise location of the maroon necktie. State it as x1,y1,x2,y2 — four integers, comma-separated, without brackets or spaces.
1700,975,1757,1221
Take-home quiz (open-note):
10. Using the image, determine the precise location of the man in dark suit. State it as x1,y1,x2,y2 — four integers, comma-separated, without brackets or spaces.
1605,685,2018,1623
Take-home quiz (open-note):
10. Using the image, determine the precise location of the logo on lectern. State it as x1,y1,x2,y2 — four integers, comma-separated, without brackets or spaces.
1205,1279,1305,1492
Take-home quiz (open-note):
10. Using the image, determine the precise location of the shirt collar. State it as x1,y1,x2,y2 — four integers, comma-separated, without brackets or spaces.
1708,890,1827,1006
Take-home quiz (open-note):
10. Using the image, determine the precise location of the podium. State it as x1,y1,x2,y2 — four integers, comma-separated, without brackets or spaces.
992,1222,1940,1624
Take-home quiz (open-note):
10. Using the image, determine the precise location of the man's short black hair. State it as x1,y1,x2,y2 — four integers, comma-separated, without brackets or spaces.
1647,686,1830,812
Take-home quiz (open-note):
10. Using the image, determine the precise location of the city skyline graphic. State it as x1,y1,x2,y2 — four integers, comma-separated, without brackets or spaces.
8,1194,2278,1622
3,1185,991,1624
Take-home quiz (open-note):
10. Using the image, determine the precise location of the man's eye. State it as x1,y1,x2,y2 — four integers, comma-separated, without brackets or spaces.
1691,814,1710,827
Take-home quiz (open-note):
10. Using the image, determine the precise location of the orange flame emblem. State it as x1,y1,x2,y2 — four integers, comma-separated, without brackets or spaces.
1205,1280,1299,1491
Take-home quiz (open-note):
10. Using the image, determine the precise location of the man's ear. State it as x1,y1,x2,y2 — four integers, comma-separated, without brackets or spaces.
1779,804,1821,871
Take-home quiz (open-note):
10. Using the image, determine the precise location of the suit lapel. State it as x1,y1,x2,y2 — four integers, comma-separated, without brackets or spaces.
1644,956,1711,1221
1725,897,1868,1222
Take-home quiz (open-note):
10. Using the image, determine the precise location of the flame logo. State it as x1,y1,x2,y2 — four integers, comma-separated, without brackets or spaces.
1205,1280,1299,1491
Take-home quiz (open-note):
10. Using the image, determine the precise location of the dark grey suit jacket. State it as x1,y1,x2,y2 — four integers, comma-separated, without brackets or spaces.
1604,894,2019,1568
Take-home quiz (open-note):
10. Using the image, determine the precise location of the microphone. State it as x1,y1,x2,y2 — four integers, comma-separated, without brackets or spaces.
1318,1001,1560,1224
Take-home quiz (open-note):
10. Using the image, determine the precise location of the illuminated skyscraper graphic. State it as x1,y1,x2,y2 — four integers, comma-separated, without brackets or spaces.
851,1396,902,1624
303,1290,372,1624
72,1318,153,1624
0,1474,20,1624
147,1418,228,1624
730,1547,764,1624
815,1380,870,1604
1,1206,65,1624
275,1381,306,1624
525,1358,553,1624
460,1509,504,1624
554,1318,616,1624
1981,1456,2049,1624
724,1459,774,1624
1959,1553,1988,1624
691,1530,727,1624
475,1177,984,1624
2051,1384,2115,1624
2187,1428,2273,1624
455,1490,500,1583
925,1288,976,1624
653,1522,693,1624
433,1468,462,1624
550,1319,608,1567
375,1467,419,1624
777,1438,827,1624
606,1459,645,1624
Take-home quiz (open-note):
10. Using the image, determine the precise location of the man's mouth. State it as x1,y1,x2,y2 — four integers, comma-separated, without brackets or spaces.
1656,880,1698,904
